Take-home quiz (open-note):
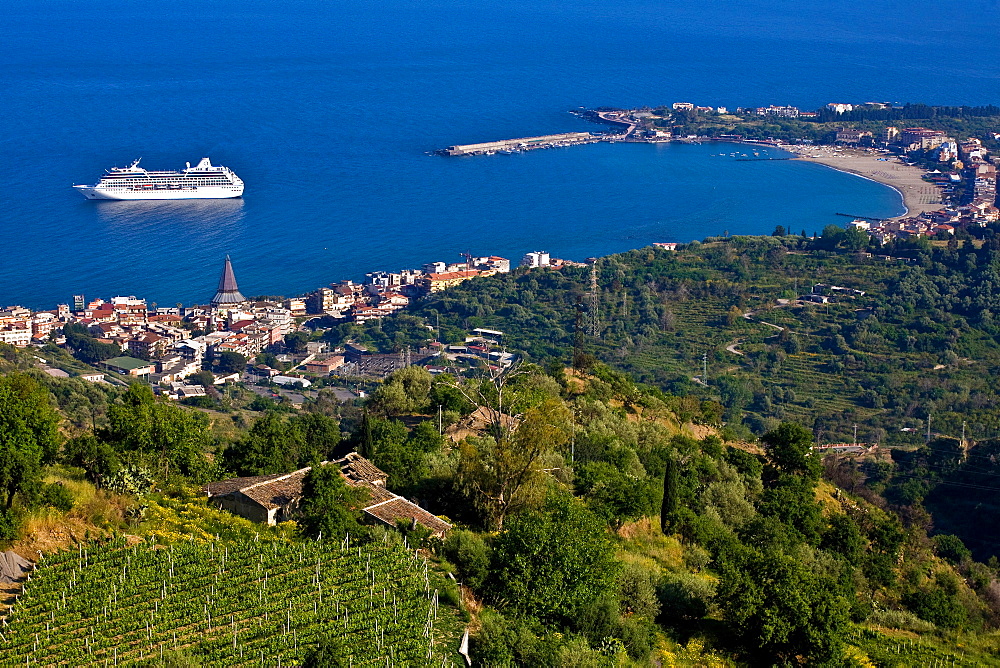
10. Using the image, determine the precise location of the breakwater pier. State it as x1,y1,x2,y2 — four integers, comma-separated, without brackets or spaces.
436,132,597,156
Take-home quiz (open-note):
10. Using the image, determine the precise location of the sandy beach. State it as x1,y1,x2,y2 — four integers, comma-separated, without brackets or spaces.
780,145,942,219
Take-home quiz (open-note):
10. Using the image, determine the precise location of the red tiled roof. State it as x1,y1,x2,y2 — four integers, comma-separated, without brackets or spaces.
426,270,480,281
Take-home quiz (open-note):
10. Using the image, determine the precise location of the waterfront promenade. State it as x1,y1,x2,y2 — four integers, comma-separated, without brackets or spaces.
781,146,942,219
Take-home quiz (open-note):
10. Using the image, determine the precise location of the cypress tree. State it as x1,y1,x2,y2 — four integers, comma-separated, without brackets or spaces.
661,456,679,534
357,409,373,458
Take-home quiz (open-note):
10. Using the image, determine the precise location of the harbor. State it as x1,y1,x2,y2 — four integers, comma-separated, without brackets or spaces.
436,109,785,157
437,132,598,156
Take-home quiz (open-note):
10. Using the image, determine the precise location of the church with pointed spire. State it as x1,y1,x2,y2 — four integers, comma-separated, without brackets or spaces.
210,255,247,309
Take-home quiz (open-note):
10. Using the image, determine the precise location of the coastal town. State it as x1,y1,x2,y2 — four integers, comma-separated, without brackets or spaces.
630,101,1000,240
4,102,998,396
0,249,584,394
781,127,999,242
446,100,1000,244
12,0,1000,663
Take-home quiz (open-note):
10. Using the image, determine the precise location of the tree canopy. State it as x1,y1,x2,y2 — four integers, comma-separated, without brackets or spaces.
718,546,852,664
222,411,307,476
0,374,60,508
297,463,367,541
458,397,571,530
488,493,619,625
100,384,212,480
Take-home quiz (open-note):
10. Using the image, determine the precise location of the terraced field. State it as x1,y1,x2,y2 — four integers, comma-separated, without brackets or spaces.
1,535,463,666
851,627,992,667
779,354,859,410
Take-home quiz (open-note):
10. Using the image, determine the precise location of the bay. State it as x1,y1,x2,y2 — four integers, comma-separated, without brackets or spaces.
3,0,1000,307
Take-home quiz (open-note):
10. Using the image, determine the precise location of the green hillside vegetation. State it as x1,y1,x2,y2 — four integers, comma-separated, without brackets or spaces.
5,254,1000,664
359,232,1000,574
389,233,1000,444
352,365,1000,665
657,103,1000,147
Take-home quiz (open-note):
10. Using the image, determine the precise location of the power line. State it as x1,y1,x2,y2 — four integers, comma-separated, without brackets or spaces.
874,470,1000,493
868,456,1000,480
888,442,1000,465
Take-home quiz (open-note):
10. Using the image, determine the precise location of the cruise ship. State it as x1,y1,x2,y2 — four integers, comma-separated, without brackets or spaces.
73,157,244,200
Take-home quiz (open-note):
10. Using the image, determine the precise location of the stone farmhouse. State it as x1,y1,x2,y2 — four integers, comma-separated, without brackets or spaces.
204,453,451,537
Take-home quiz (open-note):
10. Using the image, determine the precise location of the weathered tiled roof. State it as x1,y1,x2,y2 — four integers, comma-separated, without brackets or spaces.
347,479,397,506
240,469,310,510
204,454,451,534
203,472,287,497
363,498,452,536
337,452,388,485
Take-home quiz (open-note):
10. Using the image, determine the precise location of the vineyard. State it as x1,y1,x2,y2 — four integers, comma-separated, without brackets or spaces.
1,534,463,666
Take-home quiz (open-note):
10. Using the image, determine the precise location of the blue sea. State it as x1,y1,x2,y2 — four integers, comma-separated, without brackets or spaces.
5,0,1000,308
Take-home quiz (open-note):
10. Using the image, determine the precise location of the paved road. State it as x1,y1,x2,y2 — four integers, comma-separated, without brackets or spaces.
743,310,785,332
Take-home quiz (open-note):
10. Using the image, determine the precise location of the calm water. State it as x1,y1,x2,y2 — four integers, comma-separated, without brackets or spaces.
4,0,1000,308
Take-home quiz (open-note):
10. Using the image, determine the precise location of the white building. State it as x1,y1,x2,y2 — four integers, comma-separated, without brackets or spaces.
520,251,551,268
0,327,31,347
826,103,854,114
273,375,312,388
473,256,511,273
155,356,204,382
937,141,959,163
174,338,208,363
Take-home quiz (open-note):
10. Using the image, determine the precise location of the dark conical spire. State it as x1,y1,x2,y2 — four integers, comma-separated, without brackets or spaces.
211,255,247,306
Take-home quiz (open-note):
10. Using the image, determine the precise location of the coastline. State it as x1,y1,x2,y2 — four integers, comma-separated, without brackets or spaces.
778,145,941,219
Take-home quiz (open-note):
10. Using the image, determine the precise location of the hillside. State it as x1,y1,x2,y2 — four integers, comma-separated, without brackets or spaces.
381,234,1000,447
655,103,1000,150
5,266,1000,664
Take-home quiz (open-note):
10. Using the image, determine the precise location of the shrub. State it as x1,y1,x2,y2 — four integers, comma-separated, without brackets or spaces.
933,534,971,565
472,610,551,666
104,466,155,496
180,395,217,409
618,563,661,619
657,572,716,621
554,636,607,667
903,587,967,629
442,530,491,590
868,608,935,633
41,482,74,511
0,507,21,541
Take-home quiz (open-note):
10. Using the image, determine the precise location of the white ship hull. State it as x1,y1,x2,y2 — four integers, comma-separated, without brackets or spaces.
74,157,245,201
74,184,243,200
